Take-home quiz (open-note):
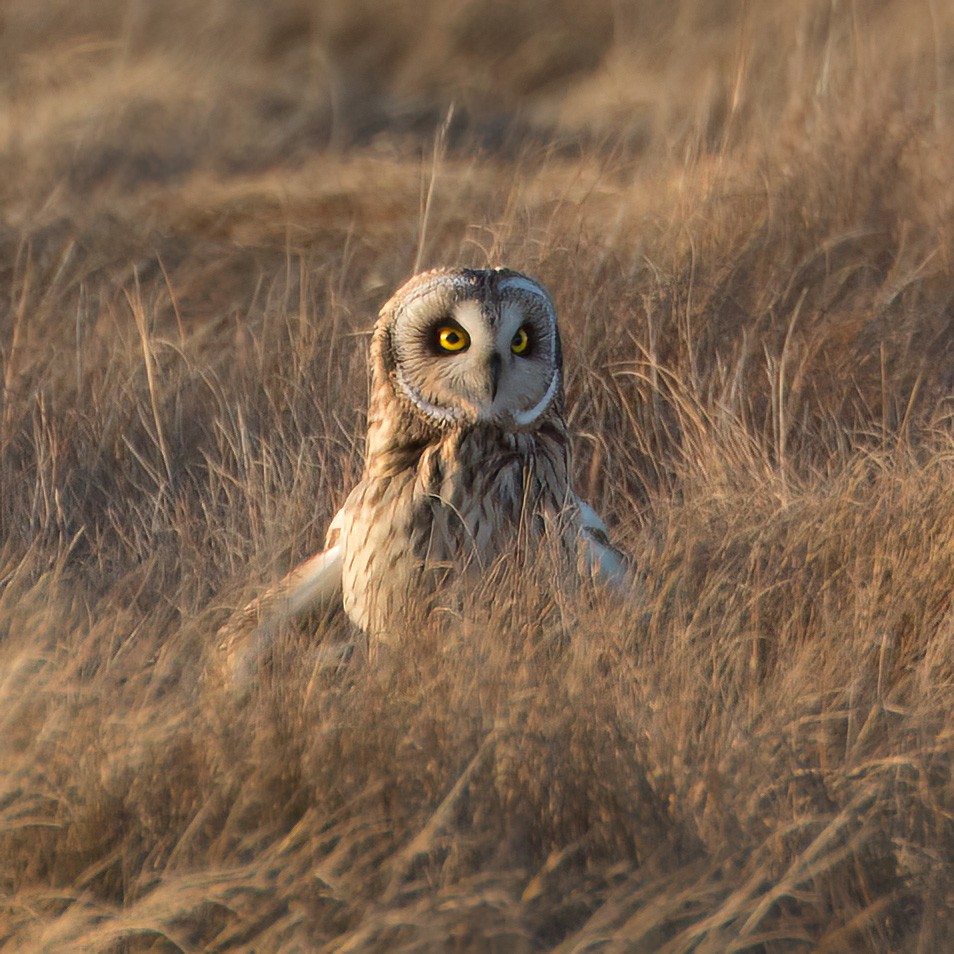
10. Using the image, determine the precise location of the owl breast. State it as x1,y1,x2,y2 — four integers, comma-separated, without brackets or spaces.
339,423,576,640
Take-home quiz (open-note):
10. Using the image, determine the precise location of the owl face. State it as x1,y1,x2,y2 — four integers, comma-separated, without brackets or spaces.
382,268,562,430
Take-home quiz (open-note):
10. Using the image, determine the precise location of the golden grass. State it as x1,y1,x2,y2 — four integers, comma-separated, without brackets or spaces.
0,0,952,950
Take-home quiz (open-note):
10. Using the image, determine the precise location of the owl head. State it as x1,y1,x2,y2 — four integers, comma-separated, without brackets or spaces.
374,267,563,431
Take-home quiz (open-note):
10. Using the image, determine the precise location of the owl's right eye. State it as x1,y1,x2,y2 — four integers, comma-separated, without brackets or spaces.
435,325,471,353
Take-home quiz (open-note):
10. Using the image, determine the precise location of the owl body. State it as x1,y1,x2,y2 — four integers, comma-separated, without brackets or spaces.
339,418,578,639
218,267,628,679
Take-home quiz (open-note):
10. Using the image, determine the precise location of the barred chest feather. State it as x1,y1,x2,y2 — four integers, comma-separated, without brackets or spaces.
339,420,578,638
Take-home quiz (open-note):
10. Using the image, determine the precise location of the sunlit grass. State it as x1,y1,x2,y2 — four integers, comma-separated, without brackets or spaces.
0,1,952,950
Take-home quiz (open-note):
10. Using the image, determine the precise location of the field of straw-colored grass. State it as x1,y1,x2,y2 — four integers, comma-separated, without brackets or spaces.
0,1,952,950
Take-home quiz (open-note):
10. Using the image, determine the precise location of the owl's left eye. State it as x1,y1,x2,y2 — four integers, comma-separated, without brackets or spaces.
436,324,470,353
511,326,531,355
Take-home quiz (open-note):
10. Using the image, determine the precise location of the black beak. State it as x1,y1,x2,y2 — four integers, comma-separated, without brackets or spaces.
488,352,502,402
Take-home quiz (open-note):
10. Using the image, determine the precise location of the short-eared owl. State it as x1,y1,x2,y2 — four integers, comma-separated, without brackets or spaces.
218,267,629,679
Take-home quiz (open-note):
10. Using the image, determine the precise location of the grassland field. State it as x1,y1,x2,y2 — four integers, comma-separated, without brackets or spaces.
0,1,952,951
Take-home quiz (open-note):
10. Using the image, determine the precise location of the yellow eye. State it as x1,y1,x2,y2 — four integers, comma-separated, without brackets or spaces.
437,326,470,353
511,326,530,355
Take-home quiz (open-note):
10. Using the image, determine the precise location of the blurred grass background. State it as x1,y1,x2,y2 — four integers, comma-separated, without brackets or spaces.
0,1,952,950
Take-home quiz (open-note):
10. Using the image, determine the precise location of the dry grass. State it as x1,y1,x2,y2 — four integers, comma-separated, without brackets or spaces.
0,1,952,950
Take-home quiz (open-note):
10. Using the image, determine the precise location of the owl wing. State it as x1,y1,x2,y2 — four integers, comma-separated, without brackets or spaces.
216,507,345,687
575,496,632,588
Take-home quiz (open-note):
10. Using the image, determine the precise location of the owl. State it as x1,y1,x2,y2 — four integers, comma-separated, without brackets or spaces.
217,267,629,681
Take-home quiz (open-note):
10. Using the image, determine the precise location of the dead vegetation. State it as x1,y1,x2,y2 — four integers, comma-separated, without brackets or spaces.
0,0,952,950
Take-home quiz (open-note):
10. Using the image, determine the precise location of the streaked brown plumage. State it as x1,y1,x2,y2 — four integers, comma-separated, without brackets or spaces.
217,267,628,682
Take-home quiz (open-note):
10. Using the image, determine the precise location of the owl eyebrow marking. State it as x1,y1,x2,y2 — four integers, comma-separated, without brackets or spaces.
393,274,470,322
429,315,467,336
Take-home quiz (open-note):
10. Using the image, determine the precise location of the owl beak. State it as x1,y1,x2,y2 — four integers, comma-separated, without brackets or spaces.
487,351,502,403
